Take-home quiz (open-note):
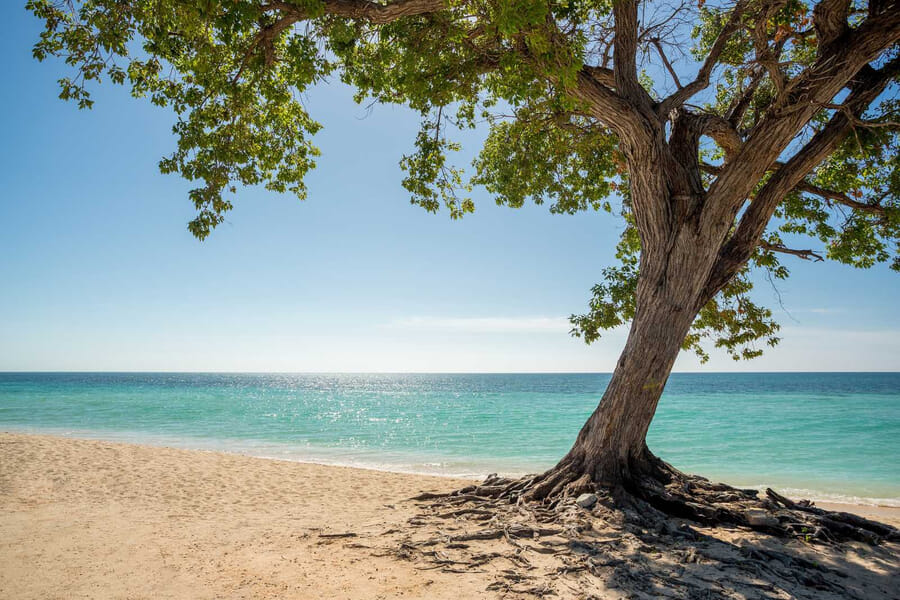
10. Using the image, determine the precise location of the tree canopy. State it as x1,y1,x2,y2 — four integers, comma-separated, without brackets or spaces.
28,0,900,363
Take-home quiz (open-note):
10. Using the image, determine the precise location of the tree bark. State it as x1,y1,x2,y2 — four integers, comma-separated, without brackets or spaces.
566,289,697,485
533,204,724,498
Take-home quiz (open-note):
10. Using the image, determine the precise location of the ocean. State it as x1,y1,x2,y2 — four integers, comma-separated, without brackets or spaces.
1,372,897,506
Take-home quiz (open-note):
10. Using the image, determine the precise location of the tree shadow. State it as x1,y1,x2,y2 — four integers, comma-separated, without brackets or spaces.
392,490,900,599
562,520,899,599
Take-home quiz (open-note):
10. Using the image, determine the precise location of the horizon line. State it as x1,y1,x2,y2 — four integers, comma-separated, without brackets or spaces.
2,370,899,375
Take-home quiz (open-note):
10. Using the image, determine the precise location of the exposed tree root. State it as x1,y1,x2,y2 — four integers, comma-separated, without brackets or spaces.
413,455,899,546
396,455,900,598
393,469,900,599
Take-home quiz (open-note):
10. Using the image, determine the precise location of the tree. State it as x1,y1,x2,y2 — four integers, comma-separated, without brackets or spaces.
27,0,900,525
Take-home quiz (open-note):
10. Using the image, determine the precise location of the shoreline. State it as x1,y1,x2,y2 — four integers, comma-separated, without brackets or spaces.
3,426,898,510
2,432,898,600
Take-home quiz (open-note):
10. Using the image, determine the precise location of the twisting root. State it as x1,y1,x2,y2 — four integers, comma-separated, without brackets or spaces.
413,453,899,546
619,457,899,544
395,461,900,599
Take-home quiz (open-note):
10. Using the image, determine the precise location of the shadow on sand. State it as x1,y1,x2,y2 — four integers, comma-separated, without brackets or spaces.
354,489,900,599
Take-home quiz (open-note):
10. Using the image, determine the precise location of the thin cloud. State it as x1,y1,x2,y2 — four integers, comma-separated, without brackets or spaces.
776,307,845,315
387,316,572,333
779,326,900,341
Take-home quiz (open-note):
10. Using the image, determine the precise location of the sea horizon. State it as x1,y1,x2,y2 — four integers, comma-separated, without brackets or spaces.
3,370,900,374
3,371,898,507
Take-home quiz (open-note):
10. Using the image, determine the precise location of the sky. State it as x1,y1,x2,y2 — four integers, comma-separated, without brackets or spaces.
0,5,898,372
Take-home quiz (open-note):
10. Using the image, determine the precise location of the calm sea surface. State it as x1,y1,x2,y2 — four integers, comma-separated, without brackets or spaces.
1,372,897,506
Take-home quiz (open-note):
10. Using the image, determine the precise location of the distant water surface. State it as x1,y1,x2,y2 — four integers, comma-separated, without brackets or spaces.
1,372,897,506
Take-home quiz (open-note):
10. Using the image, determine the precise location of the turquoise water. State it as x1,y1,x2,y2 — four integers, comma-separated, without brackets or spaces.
1,372,898,506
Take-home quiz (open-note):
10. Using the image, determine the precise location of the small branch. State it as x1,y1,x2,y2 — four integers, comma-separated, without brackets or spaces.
230,13,300,85
703,162,892,220
816,103,900,129
650,38,682,89
759,241,823,261
726,66,765,126
750,1,793,98
796,181,890,218
658,0,748,116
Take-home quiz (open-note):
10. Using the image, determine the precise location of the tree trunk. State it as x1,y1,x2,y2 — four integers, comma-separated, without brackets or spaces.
530,216,721,499
565,285,698,486
524,115,739,500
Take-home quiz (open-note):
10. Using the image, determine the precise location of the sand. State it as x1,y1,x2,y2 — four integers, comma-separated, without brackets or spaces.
1,433,898,599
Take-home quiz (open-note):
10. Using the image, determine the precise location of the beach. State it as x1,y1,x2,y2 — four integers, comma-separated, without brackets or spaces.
0,433,481,599
2,433,898,599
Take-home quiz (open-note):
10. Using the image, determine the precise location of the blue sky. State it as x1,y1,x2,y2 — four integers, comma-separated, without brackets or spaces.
1,5,897,372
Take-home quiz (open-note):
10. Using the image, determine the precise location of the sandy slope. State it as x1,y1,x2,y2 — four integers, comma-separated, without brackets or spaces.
1,433,897,599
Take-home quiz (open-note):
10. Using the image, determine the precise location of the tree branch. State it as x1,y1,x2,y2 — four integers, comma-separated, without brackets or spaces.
658,0,748,117
698,114,743,158
582,65,616,89
701,6,900,245
703,54,900,297
249,0,446,69
759,241,824,261
702,163,893,219
650,38,682,89
752,0,790,96
572,68,647,142
612,0,654,110
817,103,900,129
797,181,892,218
536,22,646,144
813,0,851,50
725,65,764,126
